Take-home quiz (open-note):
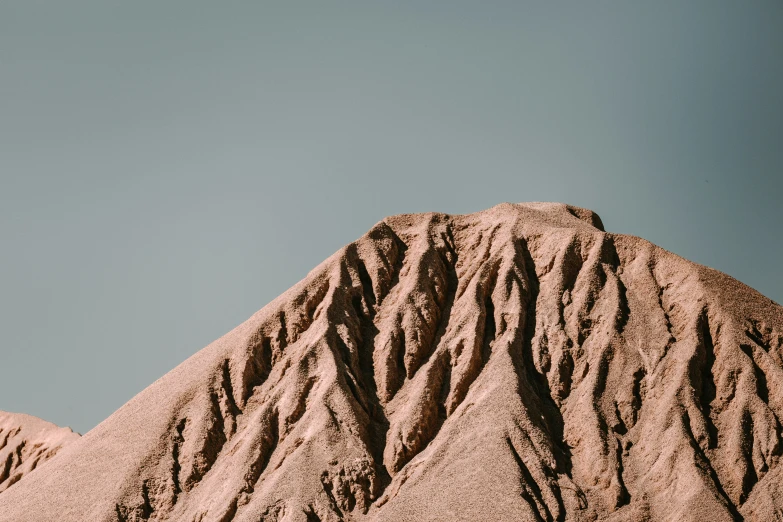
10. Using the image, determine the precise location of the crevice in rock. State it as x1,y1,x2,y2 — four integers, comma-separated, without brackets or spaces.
384,350,452,475
745,321,772,353
517,237,574,479
304,505,322,522
344,371,368,417
406,226,460,384
507,436,552,522
740,344,770,406
613,429,631,508
244,410,280,494
739,410,758,504
284,377,318,435
356,258,377,314
140,480,154,519
371,222,458,407
352,301,392,494
657,282,676,363
482,294,496,366
216,497,239,522
699,311,719,449
240,336,273,405
683,410,743,521
220,359,240,424
240,310,292,408
444,268,499,416
393,332,406,396
0,451,13,484
171,418,186,505
375,230,409,310
277,312,289,352
630,367,646,428
438,351,453,423
181,391,229,492
0,430,10,452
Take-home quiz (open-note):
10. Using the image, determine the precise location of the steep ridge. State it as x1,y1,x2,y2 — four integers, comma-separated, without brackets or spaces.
0,412,80,495
1,202,782,521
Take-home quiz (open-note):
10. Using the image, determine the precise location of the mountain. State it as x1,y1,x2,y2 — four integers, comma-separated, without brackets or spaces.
0,411,79,495
1,203,782,522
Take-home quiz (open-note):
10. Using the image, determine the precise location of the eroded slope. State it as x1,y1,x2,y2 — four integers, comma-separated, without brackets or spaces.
1,203,781,522
0,411,79,494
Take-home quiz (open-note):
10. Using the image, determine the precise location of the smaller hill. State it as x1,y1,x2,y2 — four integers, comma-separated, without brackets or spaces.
0,411,80,494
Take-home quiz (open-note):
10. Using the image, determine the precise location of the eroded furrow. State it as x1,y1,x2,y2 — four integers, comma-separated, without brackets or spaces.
507,437,552,522
372,219,455,404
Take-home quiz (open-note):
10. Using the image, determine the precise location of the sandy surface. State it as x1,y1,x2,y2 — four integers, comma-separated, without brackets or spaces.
1,202,782,521
0,411,79,495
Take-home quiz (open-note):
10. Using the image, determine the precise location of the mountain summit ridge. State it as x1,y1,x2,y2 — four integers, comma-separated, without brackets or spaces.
2,202,782,522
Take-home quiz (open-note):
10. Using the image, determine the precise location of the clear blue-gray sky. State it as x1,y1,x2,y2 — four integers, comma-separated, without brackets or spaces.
1,2,781,434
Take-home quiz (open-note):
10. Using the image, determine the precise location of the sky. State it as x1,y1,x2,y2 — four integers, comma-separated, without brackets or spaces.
1,1,781,434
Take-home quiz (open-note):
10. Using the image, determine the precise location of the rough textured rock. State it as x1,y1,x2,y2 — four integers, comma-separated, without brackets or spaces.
1,202,782,521
0,412,79,495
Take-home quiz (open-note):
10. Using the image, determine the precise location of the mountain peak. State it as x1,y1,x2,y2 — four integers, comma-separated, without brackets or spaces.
2,204,781,522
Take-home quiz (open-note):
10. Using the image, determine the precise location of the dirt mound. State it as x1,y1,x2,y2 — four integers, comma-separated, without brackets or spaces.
2,202,782,521
0,412,79,495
